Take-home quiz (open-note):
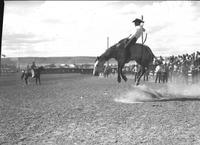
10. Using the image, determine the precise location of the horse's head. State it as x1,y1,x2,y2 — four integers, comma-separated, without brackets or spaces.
93,44,118,76
93,56,106,76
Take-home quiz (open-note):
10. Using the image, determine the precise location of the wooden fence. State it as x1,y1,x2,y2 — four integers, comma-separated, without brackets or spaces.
41,68,93,74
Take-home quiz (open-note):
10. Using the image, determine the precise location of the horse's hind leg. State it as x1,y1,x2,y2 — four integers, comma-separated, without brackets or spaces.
25,77,28,85
121,72,127,82
134,72,138,82
136,66,146,86
120,63,127,82
117,60,128,82
135,69,141,82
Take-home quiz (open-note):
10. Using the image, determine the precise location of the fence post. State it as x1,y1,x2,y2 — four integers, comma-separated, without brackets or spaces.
0,1,5,75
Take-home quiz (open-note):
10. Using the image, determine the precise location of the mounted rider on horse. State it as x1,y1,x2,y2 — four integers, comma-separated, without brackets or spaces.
117,17,147,62
31,61,37,78
93,15,157,85
124,18,146,58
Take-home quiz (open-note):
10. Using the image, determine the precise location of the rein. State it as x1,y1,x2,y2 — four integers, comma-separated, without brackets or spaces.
142,33,147,45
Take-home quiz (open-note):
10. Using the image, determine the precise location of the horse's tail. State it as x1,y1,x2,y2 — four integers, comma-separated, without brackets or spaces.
146,46,158,63
146,46,158,67
153,55,158,62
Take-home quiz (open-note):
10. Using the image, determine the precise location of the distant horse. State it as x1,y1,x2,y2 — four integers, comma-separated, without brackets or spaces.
93,39,155,85
21,66,45,85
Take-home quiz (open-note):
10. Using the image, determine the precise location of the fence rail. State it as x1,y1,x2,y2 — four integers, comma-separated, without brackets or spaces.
41,68,94,74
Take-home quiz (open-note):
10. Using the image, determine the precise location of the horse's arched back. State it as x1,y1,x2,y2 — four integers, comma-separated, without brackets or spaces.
116,38,155,59
127,43,155,67
100,40,155,67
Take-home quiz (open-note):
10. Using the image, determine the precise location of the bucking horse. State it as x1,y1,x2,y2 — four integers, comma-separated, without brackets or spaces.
21,66,45,85
93,38,155,85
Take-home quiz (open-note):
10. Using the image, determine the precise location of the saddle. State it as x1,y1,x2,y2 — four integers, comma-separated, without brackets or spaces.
118,38,129,45
115,38,129,48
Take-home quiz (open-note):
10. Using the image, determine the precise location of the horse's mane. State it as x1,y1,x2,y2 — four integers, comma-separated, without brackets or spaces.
104,37,128,53
101,44,118,59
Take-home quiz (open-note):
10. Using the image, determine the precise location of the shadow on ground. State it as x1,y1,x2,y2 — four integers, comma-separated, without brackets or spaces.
152,96,200,102
142,90,200,102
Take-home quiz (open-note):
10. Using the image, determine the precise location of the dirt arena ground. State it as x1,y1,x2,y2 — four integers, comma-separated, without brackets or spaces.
1,73,200,145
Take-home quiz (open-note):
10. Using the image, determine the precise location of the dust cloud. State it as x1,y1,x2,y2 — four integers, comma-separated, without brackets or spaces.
114,82,200,104
114,85,163,104
166,82,200,96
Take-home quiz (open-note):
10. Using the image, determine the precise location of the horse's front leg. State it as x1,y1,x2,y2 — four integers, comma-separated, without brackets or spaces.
121,68,127,82
117,66,122,83
39,76,41,85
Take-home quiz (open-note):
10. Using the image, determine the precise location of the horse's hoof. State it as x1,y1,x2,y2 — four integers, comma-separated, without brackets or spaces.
124,77,128,82
117,78,121,83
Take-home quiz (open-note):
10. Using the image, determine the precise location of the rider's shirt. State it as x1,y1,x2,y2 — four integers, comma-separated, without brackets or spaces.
129,25,145,40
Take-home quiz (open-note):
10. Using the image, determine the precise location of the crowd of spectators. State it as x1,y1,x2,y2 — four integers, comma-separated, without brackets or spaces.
103,51,200,84
152,51,200,84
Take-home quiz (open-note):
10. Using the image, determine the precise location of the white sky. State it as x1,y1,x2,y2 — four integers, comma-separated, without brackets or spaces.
2,1,200,57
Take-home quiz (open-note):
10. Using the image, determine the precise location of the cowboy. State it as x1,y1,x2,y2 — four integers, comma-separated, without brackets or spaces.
26,64,31,73
31,61,37,78
124,18,146,60
155,61,162,83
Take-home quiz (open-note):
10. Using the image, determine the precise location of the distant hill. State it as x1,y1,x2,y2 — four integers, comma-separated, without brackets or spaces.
2,56,117,68
17,56,97,65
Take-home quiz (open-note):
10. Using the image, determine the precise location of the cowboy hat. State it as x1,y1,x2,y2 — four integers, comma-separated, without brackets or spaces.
132,18,144,23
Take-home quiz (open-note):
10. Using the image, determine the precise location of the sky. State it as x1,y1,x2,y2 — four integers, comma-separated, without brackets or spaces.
2,1,200,57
